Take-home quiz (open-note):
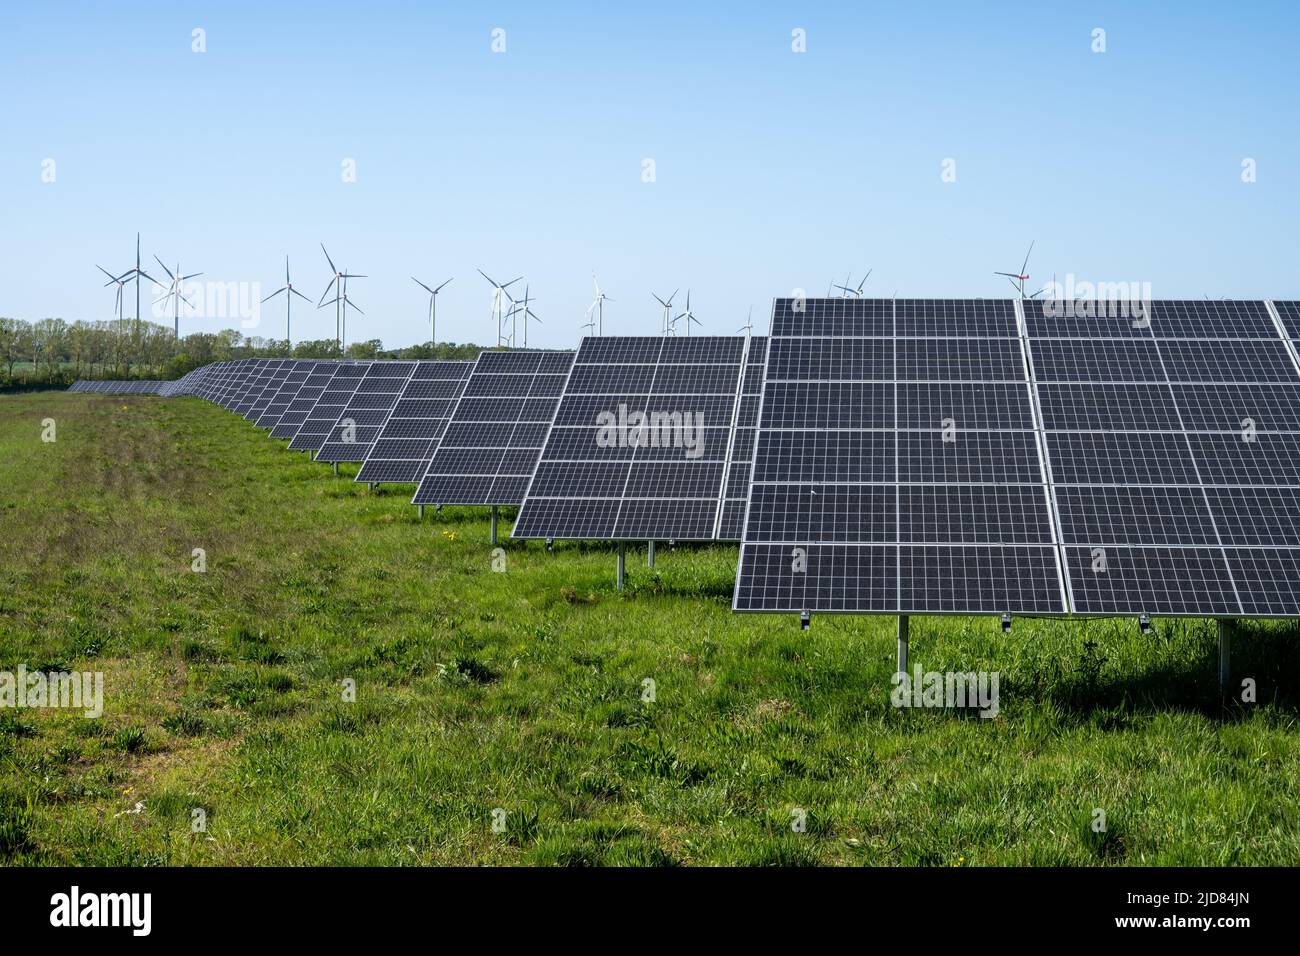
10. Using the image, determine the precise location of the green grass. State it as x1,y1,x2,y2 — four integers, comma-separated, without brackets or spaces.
1,391,1298,865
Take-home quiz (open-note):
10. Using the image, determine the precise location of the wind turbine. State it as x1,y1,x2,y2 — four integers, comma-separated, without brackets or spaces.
262,256,312,344
320,269,365,350
95,265,130,323
834,269,872,297
152,255,203,338
477,268,520,346
739,306,754,337
318,244,347,347
995,242,1036,298
114,233,159,337
412,275,453,346
507,284,542,348
674,290,702,336
587,273,612,335
652,289,678,336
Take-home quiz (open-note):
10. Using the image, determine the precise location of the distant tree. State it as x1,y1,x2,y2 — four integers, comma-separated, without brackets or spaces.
345,338,383,359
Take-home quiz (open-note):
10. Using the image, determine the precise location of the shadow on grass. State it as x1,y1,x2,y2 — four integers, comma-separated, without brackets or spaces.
1007,620,1300,721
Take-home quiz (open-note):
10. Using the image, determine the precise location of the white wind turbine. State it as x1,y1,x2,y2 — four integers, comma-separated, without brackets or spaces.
261,255,312,344
152,255,203,338
674,289,702,336
652,289,678,336
834,269,872,297
478,268,520,346
412,275,453,346
739,305,754,337
507,284,542,348
586,273,612,335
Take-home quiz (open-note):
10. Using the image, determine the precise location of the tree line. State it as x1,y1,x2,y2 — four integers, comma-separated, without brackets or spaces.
0,317,487,390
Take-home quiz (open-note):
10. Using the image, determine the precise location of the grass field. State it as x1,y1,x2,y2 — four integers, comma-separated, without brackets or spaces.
1,391,1298,866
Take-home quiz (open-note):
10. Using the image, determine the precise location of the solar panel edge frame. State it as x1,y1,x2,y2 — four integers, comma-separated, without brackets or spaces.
732,300,778,612
510,345,586,539
712,333,757,541
1011,298,1073,615
1264,300,1300,375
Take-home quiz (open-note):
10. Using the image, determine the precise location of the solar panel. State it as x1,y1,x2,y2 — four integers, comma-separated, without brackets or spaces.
243,359,298,422
513,336,758,541
353,360,476,485
233,360,282,416
411,350,573,505
734,298,1067,615
254,360,318,429
220,360,266,409
287,362,372,452
1028,298,1300,616
66,380,168,394
1271,300,1300,342
314,362,420,464
271,363,341,439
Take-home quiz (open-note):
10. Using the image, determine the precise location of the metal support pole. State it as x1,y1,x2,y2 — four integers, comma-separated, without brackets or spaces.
647,540,655,567
897,615,909,675
418,504,424,519
368,482,374,493
1218,619,1231,695
490,506,498,545
616,542,625,591
333,462,338,476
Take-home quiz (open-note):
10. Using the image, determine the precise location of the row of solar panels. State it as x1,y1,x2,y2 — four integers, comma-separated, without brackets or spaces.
66,380,172,395
70,297,1300,619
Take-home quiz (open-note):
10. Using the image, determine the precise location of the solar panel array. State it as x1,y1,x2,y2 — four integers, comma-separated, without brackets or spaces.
354,361,475,484
736,297,1300,618
67,380,169,394
513,336,759,541
412,350,573,505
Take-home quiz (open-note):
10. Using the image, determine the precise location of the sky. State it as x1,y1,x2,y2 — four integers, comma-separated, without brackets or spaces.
2,1,1298,349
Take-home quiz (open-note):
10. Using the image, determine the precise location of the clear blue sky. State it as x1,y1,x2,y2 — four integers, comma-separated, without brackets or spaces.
2,1,1297,348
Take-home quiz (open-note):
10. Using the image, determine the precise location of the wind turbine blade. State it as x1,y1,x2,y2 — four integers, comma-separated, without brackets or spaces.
321,243,338,275
1020,240,1035,277
96,265,117,282
477,267,498,287
412,277,436,295
652,293,668,307
290,288,312,302
318,277,338,305
434,277,454,293
261,287,287,303
153,256,176,281
181,272,202,280
137,270,159,285
502,276,521,289
346,298,364,315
